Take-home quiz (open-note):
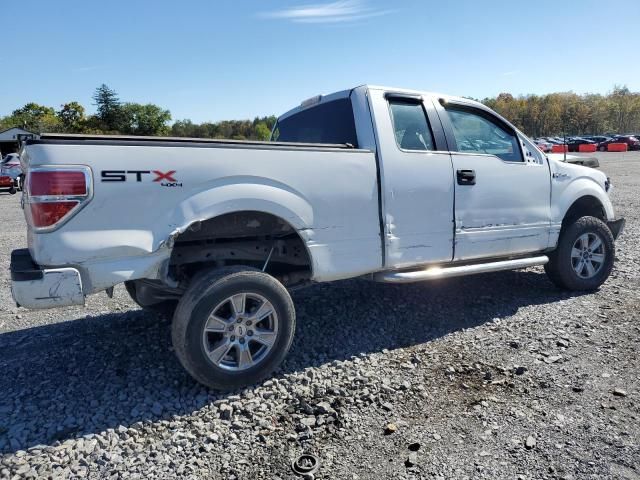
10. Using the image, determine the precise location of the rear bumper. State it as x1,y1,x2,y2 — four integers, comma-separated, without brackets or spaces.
608,217,625,240
10,249,85,309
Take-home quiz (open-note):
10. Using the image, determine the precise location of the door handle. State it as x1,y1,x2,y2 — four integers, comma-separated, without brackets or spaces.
457,169,476,186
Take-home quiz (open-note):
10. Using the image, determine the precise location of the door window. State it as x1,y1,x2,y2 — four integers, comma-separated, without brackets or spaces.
445,106,523,162
388,100,435,151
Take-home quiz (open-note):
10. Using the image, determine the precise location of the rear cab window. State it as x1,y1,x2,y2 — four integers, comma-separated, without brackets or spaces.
272,98,358,147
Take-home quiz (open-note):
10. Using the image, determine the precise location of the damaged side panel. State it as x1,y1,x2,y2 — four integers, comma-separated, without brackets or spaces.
450,153,552,261
26,142,382,293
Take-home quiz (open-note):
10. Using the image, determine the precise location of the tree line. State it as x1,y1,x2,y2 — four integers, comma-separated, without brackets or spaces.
482,85,640,137
0,84,276,140
2,84,639,140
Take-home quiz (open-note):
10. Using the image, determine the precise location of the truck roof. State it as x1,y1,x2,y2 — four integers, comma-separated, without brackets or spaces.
278,84,485,121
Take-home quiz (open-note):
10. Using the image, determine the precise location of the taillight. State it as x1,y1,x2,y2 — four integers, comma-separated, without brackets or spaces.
26,167,92,231
30,202,79,228
30,171,87,196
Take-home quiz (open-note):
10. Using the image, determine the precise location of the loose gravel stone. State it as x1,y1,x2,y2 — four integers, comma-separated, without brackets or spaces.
384,423,398,435
525,436,536,450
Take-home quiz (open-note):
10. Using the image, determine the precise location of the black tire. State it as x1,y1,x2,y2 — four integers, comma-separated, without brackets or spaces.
171,266,295,390
599,145,606,152
124,280,177,318
545,216,615,291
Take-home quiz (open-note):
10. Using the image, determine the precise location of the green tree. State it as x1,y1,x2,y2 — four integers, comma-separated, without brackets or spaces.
92,84,122,131
171,119,198,137
2,103,60,132
120,103,172,136
57,101,86,132
254,122,271,140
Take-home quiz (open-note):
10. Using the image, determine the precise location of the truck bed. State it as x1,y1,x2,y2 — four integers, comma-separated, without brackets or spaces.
21,134,382,294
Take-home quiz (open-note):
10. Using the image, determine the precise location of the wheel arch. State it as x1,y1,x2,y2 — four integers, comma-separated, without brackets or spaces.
156,178,319,279
553,179,615,227
561,195,607,227
166,209,315,287
549,179,614,249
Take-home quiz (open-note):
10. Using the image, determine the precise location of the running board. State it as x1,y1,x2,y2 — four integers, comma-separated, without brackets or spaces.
374,255,549,284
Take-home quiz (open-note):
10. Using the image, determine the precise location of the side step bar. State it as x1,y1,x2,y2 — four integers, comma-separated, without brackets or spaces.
374,255,549,284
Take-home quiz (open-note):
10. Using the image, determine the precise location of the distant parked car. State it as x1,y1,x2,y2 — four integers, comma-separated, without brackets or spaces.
0,153,22,194
588,136,612,144
534,139,553,152
598,136,640,151
566,138,597,152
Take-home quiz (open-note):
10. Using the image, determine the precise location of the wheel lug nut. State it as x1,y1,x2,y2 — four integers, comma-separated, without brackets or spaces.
230,335,235,341
248,330,254,336
239,338,245,344
246,320,252,326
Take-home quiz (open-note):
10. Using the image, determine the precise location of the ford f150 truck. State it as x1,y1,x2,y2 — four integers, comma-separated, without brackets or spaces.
11,85,625,389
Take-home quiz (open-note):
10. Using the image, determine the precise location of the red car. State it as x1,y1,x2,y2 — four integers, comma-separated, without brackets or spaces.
0,175,13,187
0,153,22,193
598,136,640,151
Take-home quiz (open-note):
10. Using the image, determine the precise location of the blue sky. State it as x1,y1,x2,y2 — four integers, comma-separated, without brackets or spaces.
2,0,639,122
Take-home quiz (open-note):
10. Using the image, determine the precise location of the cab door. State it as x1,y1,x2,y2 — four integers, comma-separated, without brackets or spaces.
434,99,551,261
367,89,455,268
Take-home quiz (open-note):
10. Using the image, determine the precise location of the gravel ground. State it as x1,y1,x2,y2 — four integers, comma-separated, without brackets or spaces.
1,152,639,480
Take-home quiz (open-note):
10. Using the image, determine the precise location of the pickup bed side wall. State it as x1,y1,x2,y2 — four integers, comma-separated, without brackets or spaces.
24,142,382,293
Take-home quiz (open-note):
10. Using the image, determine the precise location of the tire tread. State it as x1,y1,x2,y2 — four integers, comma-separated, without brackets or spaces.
545,216,615,291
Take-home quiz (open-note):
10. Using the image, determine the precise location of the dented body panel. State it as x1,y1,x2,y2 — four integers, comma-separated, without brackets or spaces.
13,85,620,308
22,141,381,294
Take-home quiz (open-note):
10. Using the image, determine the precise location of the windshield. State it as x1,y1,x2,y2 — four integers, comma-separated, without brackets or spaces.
272,98,358,146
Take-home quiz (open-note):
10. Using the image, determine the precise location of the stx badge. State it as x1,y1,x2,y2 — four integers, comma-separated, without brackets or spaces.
101,170,182,187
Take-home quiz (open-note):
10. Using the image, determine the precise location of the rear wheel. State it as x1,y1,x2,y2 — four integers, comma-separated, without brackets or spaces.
599,145,606,152
171,266,295,390
545,216,614,291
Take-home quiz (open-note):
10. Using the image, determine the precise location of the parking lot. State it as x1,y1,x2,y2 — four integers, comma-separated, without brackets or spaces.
0,152,639,479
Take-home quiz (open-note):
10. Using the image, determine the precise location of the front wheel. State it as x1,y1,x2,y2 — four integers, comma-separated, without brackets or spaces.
545,216,615,291
171,266,295,390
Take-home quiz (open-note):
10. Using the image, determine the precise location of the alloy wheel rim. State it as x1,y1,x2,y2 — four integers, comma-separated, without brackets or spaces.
571,232,605,279
202,292,278,371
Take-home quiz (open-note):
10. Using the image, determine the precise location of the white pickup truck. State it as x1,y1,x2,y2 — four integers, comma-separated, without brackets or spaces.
11,85,625,389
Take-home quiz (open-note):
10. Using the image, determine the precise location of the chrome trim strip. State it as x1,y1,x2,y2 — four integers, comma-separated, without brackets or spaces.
374,255,548,283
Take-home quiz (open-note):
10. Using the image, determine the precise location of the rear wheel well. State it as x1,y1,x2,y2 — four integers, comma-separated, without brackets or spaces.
168,211,312,288
562,196,606,229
